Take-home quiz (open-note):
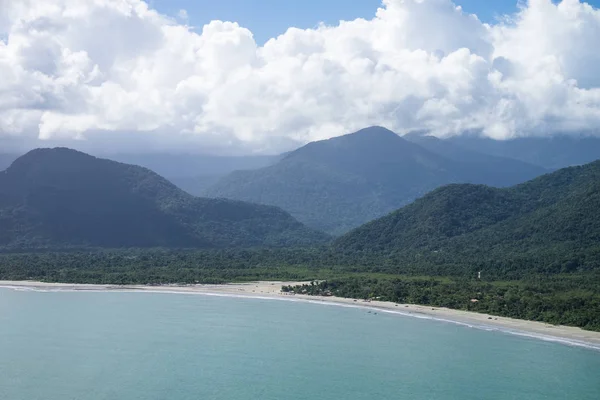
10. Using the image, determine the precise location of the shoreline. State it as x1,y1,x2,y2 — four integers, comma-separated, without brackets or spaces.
2,280,600,351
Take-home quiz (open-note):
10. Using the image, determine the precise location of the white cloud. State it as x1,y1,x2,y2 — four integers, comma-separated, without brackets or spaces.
0,0,599,153
177,9,188,22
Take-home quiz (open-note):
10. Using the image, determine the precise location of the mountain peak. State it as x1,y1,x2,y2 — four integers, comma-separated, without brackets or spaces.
285,126,410,163
334,126,404,146
0,148,326,249
5,147,98,176
348,126,399,138
205,126,462,234
17,147,89,159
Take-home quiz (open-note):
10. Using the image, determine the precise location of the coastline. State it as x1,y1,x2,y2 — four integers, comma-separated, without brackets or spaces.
2,280,600,350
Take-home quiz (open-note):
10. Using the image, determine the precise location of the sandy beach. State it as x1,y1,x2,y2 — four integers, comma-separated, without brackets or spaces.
2,280,600,350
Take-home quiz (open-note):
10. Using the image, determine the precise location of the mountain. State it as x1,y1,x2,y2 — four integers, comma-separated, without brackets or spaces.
106,153,282,196
405,133,548,187
168,175,222,196
0,148,327,250
335,160,600,275
444,134,600,170
204,127,546,235
204,127,466,234
0,154,19,171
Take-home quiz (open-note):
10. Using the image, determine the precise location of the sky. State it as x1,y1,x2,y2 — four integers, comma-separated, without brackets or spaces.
1,0,600,154
149,0,541,44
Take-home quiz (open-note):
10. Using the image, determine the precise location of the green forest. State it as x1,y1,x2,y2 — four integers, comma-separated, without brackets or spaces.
1,150,600,332
1,248,599,331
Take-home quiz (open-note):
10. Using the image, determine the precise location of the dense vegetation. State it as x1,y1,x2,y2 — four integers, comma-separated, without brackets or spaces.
0,249,331,284
335,160,600,278
0,148,328,249
1,151,600,331
283,274,600,331
204,127,545,234
1,249,599,331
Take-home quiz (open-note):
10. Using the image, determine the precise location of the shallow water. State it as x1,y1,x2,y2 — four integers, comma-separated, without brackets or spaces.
0,288,599,400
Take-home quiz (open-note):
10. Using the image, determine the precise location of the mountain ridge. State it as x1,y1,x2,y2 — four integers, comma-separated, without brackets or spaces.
444,134,600,169
335,159,600,275
204,127,548,234
404,133,548,186
0,148,328,250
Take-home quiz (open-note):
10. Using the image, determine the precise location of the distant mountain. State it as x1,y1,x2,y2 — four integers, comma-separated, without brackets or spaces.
106,153,282,196
335,160,600,275
168,175,223,196
204,127,546,235
0,154,19,171
0,148,327,250
405,133,548,187
444,134,600,170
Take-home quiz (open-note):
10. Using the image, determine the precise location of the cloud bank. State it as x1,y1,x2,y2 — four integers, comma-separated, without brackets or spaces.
0,0,599,153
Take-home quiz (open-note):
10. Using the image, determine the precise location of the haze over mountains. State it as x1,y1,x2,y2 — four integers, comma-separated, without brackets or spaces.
0,154,19,172
204,127,548,234
0,148,326,250
105,153,282,196
404,133,548,187
444,134,600,170
2,126,600,242
1,152,281,197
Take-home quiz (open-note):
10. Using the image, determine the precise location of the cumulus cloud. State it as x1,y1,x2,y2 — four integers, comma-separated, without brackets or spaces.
0,0,599,153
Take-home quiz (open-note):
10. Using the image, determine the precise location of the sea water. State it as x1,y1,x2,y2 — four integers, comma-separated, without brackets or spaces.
0,288,598,400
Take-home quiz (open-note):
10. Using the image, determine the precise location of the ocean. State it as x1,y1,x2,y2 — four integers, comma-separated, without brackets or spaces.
0,288,598,400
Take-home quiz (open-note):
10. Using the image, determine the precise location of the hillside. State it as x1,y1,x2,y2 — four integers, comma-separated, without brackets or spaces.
204,127,464,234
335,160,600,276
204,127,546,234
0,148,327,250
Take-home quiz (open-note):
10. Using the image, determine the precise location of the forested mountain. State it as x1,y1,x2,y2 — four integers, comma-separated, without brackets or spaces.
0,148,327,250
445,134,600,170
204,127,463,234
2,151,281,196
335,160,600,276
2,155,599,330
204,127,546,234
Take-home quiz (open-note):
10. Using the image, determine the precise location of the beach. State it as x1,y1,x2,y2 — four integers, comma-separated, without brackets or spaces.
2,280,600,350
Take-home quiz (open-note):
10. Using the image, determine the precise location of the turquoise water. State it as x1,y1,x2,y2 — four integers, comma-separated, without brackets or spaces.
0,288,599,400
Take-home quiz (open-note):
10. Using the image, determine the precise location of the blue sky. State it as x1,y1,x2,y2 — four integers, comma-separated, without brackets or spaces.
150,0,600,44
